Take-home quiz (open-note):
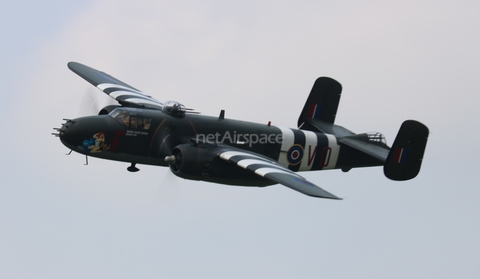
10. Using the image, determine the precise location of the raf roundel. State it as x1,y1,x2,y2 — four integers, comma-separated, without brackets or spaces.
287,144,304,165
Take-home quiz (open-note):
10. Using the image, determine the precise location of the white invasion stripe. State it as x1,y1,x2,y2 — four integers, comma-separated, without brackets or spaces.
299,130,318,171
97,83,145,95
236,158,296,174
109,90,149,99
324,134,340,169
107,90,163,107
220,151,264,161
276,126,294,167
254,167,302,178
121,98,163,107
220,151,294,173
237,159,269,169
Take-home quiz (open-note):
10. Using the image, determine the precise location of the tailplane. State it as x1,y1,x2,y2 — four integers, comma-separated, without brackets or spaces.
384,120,429,181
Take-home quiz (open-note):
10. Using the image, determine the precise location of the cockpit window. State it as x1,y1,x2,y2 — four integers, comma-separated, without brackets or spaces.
108,108,152,130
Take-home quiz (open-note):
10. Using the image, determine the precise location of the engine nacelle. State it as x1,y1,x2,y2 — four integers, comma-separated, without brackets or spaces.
167,143,273,187
98,105,121,115
168,143,216,180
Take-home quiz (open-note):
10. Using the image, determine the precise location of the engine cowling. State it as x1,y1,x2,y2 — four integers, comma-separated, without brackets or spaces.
168,143,216,180
98,105,121,115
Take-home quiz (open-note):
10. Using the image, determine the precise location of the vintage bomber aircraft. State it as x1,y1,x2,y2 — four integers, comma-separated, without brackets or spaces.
53,62,429,200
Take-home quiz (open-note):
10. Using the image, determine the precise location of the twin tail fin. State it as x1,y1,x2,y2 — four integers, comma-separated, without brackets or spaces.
384,120,429,181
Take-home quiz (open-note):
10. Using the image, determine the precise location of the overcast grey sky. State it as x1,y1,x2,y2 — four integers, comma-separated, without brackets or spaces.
1,0,479,278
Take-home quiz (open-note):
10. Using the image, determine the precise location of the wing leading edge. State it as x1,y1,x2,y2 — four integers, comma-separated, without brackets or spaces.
68,62,163,110
219,150,341,200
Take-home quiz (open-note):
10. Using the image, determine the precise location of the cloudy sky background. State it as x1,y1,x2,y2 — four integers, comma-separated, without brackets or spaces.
1,0,479,278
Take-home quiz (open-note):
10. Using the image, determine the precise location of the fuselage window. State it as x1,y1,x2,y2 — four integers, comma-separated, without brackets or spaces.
143,118,151,130
109,109,131,127
130,116,141,128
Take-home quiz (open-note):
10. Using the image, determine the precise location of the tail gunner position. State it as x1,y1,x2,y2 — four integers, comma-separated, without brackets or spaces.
53,62,429,200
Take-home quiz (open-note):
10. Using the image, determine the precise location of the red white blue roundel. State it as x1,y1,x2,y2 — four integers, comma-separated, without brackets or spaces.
287,144,304,165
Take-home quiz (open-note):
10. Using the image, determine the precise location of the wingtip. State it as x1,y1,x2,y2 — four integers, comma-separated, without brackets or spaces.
323,195,343,200
305,191,342,200
67,61,84,70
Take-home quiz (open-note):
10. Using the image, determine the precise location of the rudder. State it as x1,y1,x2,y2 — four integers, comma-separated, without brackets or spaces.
384,120,429,181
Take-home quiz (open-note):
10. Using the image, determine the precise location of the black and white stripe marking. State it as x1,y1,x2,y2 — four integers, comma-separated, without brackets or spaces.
219,151,302,179
274,126,340,171
97,83,164,109
219,149,341,199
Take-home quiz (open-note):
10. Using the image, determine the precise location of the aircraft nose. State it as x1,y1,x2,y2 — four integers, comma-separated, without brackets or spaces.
53,119,79,149
54,116,111,151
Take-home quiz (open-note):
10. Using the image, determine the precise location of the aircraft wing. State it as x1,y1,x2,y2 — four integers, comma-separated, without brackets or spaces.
219,149,341,200
68,62,163,110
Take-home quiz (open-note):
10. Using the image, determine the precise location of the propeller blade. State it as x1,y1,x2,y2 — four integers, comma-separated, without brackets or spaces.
78,86,117,116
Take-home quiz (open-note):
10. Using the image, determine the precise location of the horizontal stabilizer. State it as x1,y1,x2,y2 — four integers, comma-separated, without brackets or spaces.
384,120,429,181
339,134,389,162
305,118,354,137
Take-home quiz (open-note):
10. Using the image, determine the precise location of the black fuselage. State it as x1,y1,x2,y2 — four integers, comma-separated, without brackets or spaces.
59,107,382,185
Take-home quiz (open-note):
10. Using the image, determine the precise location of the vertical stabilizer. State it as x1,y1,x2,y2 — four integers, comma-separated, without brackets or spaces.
297,77,342,128
384,120,429,181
